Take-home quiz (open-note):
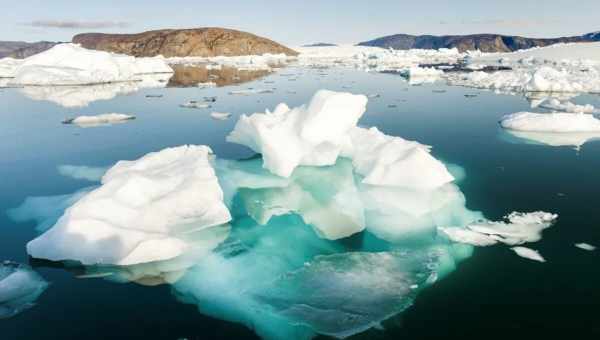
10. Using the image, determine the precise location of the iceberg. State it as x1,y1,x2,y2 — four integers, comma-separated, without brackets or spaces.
227,90,368,177
500,112,600,132
62,113,136,127
6,43,172,86
26,145,232,265
210,111,232,120
0,262,48,319
538,98,599,114
227,89,454,190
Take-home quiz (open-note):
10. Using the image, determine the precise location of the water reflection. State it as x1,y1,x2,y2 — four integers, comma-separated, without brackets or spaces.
167,65,271,88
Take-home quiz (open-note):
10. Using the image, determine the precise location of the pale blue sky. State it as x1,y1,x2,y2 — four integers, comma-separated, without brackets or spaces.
3,0,600,45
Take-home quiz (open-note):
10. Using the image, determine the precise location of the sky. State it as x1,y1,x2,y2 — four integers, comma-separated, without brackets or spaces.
3,0,600,45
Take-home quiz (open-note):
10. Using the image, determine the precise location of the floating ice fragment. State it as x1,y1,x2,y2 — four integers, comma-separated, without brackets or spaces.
26,145,232,265
210,112,232,120
511,246,545,262
439,211,557,246
500,112,600,133
0,262,48,319
180,101,211,109
575,243,596,251
62,113,135,127
538,98,599,114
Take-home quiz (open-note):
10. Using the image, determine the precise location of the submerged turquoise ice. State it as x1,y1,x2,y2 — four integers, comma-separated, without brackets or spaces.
10,153,478,339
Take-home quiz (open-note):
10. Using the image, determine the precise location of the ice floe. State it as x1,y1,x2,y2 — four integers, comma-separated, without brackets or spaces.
538,98,600,114
2,43,172,86
62,113,136,127
500,112,600,132
26,145,232,265
510,246,545,262
0,262,48,319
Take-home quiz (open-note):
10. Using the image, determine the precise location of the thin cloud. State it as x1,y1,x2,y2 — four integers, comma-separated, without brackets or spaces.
22,20,130,29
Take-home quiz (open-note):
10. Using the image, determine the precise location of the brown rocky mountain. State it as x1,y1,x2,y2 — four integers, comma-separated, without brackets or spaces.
73,28,298,57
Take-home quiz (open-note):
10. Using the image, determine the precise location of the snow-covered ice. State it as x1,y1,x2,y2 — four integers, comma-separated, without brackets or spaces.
538,98,599,114
227,90,368,177
3,43,172,86
62,113,136,127
500,112,600,132
0,262,48,319
26,145,232,265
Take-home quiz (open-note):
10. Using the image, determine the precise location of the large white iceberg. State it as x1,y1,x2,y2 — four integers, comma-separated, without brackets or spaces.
26,145,232,265
6,43,172,86
227,90,368,177
0,262,48,319
227,89,454,190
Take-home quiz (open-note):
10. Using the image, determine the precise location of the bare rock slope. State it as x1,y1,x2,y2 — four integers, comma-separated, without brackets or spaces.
73,28,298,57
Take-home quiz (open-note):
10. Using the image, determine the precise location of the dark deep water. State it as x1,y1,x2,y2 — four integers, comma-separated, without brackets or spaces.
1,67,599,339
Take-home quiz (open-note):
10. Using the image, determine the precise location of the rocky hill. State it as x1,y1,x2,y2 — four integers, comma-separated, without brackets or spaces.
73,28,298,57
358,32,600,52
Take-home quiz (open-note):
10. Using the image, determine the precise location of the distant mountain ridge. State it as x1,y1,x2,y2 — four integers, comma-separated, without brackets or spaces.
0,41,60,58
358,32,600,52
73,28,298,57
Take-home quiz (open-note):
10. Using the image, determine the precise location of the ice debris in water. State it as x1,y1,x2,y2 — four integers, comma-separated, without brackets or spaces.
510,246,546,262
26,145,232,265
0,262,49,319
574,243,596,251
57,165,108,182
538,98,600,114
439,211,557,247
62,113,136,127
6,43,173,86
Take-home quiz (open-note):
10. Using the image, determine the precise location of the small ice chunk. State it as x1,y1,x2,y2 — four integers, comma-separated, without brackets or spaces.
210,112,232,120
0,262,49,319
180,101,211,109
511,246,546,262
27,145,232,265
62,113,135,127
575,243,596,251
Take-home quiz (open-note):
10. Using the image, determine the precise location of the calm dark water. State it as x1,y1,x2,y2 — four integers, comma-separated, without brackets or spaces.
1,68,599,339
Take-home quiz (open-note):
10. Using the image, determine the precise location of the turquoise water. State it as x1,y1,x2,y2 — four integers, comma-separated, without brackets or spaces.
1,67,600,339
